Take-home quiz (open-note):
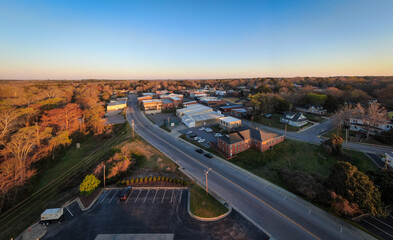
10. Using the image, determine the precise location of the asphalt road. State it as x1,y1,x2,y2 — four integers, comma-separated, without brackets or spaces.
243,118,393,155
126,94,375,240
43,188,266,240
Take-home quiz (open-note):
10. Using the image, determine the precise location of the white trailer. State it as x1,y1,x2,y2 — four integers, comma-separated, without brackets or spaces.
40,208,64,225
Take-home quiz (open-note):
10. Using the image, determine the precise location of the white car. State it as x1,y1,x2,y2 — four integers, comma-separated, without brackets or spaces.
205,128,213,133
193,137,199,141
198,139,205,143
199,127,205,131
186,131,193,135
214,133,222,137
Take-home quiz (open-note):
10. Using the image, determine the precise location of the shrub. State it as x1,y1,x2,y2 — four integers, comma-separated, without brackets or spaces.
153,176,157,182
79,174,101,196
165,177,169,181
157,176,161,181
130,178,135,184
135,178,139,183
168,178,172,183
126,180,130,185
148,176,152,182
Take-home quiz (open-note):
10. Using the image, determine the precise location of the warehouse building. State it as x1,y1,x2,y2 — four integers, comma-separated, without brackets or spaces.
107,100,127,111
182,112,224,128
176,104,213,117
142,99,162,114
219,116,242,129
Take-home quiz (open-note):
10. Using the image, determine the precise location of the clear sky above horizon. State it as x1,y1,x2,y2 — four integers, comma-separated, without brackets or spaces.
0,0,392,79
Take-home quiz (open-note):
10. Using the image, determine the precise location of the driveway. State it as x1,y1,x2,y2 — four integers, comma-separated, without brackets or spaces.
42,188,267,240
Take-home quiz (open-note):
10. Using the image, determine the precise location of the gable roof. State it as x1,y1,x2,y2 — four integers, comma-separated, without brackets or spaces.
219,126,280,144
281,112,307,122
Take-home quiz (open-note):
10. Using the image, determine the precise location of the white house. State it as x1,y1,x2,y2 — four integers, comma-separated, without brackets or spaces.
280,112,308,127
296,105,327,115
349,118,393,135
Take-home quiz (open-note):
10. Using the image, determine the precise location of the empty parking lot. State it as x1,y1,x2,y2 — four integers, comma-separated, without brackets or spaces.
43,188,268,240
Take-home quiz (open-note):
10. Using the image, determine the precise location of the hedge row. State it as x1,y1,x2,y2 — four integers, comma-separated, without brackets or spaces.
117,176,189,186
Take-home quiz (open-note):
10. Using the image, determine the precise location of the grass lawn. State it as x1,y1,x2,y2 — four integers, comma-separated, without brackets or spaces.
229,140,378,187
189,184,228,218
253,114,312,132
303,113,326,123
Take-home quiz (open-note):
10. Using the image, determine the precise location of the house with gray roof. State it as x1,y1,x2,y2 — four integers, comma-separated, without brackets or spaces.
280,112,308,127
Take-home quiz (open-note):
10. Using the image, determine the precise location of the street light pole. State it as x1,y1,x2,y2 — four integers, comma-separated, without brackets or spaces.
204,168,212,195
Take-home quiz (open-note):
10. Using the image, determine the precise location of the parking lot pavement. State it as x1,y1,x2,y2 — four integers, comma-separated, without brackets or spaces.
359,214,393,239
43,188,268,240
179,125,218,148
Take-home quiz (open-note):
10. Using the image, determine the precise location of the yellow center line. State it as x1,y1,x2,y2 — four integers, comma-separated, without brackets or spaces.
128,105,321,240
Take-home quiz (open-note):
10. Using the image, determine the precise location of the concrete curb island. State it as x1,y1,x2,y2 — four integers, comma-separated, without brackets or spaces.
186,190,232,222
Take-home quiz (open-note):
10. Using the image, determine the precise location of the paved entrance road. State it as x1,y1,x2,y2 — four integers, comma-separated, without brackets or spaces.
126,95,375,240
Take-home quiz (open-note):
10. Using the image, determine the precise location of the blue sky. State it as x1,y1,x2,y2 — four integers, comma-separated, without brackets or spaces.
0,0,392,79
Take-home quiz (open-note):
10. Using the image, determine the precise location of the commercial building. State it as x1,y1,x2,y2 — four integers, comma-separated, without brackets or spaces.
219,104,244,112
176,104,213,117
183,101,197,107
181,112,224,128
137,96,153,105
219,117,242,129
107,100,127,111
280,112,308,127
217,127,284,157
161,99,175,109
142,99,162,114
199,97,226,107
230,108,248,118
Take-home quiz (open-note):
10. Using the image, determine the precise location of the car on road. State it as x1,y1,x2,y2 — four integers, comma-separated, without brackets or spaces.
199,127,205,131
195,148,204,154
186,131,193,135
204,153,213,158
119,187,132,201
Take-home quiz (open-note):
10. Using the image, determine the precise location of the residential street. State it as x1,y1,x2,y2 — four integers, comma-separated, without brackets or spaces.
243,118,393,155
126,94,375,240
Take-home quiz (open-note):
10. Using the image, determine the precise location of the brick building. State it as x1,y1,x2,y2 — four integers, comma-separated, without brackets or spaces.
217,127,284,157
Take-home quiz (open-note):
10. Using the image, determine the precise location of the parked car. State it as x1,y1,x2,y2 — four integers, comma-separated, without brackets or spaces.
194,137,200,141
119,187,132,201
190,134,197,138
265,114,272,118
199,127,205,131
198,139,205,143
186,131,193,135
214,133,222,137
205,128,213,133
204,153,213,158
195,148,204,154
40,208,64,226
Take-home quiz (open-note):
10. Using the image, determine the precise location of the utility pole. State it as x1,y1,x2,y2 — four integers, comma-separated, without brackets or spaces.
132,119,135,139
345,128,348,147
167,117,170,127
103,163,106,187
204,168,212,195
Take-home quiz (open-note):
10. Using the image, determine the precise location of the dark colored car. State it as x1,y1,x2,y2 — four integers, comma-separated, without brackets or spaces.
204,153,213,158
195,148,204,154
190,134,197,138
119,187,132,201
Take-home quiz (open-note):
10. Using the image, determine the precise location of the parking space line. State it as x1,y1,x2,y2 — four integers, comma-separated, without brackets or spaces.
170,190,174,203
125,190,134,203
99,190,111,204
371,217,393,230
65,207,73,217
363,219,393,238
152,190,158,203
134,190,142,203
108,190,118,204
161,189,167,203
178,190,183,203
143,189,150,203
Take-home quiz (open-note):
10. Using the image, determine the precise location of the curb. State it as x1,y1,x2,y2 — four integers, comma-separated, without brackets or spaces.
186,189,232,222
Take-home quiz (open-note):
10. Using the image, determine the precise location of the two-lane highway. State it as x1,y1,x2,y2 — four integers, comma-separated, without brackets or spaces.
126,95,375,240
